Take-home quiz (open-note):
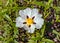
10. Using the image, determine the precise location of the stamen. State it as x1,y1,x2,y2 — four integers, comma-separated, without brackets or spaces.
28,25,31,27
23,22,27,24
32,16,35,19
33,22,36,24
26,15,29,18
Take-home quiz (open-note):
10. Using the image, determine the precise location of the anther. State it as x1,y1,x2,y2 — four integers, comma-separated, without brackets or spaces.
23,22,27,24
32,16,35,19
28,25,31,27
26,15,29,18
33,22,36,24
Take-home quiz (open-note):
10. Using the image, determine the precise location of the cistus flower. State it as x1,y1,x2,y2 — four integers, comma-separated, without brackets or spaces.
16,8,44,33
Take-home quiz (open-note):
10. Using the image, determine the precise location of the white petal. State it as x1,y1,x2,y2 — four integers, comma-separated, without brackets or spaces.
19,8,32,19
23,8,32,17
34,16,44,29
32,8,38,15
23,24,35,33
19,10,26,19
23,24,29,30
31,8,38,17
16,17,25,28
38,14,42,17
27,24,35,33
31,8,42,18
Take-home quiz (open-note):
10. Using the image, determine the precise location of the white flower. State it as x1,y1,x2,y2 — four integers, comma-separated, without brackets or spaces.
16,8,44,33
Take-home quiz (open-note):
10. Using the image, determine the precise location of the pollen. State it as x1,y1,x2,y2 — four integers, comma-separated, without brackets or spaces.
26,18,34,26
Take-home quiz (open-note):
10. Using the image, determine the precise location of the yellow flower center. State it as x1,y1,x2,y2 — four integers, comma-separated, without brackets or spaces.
26,18,34,26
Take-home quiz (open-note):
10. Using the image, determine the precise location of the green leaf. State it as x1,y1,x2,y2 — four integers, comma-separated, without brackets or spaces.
31,1,45,6
4,14,12,21
28,39,37,43
53,30,60,36
40,24,45,38
0,36,4,40
42,38,54,43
